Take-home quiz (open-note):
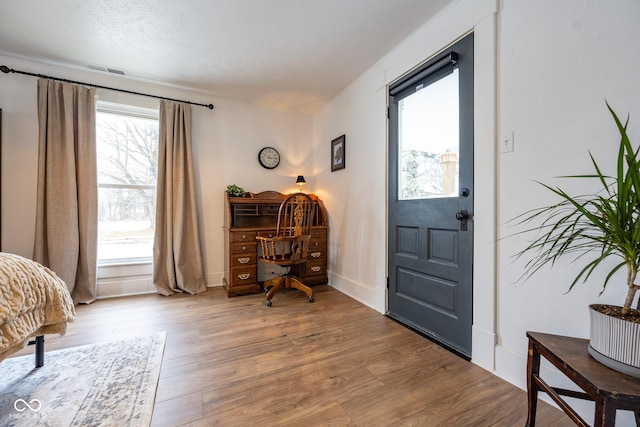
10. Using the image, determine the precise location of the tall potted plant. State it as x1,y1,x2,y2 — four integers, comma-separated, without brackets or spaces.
514,103,640,378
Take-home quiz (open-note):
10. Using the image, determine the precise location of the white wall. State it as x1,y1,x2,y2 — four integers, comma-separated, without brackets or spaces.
496,1,640,420
313,0,640,424
496,2,640,424
0,55,313,296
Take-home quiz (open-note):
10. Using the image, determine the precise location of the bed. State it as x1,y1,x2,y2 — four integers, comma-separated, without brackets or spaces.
0,252,75,366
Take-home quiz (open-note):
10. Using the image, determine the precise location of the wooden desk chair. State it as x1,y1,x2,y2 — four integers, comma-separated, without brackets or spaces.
257,193,316,306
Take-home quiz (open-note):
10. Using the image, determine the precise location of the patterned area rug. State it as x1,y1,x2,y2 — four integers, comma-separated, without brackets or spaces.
0,332,166,427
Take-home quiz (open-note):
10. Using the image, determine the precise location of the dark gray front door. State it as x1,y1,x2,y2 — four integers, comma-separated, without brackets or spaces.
387,34,474,358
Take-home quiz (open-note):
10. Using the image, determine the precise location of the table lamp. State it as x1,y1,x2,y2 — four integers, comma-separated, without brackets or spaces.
296,175,306,192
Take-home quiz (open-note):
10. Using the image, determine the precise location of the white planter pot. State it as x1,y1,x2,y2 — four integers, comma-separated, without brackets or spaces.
588,304,640,378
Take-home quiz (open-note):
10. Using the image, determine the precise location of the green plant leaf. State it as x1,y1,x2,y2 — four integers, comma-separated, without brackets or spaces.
511,103,640,314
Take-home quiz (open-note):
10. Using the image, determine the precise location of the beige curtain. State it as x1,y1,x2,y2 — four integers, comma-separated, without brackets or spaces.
33,79,97,304
153,101,206,295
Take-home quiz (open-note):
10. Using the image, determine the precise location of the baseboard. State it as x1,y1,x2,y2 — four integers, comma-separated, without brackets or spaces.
97,276,155,298
494,344,528,389
97,269,225,298
205,270,224,287
327,270,383,313
471,325,496,371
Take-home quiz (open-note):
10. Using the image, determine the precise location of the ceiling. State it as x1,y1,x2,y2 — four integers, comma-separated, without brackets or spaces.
0,0,452,114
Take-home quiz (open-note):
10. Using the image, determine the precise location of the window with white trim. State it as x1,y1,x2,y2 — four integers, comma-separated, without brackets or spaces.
96,101,159,264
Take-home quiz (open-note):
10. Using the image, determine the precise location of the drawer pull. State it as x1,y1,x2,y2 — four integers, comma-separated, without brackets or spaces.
242,246,247,251
311,266,321,272
242,234,247,239
238,257,251,264
238,273,251,280
311,252,322,258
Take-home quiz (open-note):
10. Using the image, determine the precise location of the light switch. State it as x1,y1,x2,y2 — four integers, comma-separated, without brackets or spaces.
501,131,514,153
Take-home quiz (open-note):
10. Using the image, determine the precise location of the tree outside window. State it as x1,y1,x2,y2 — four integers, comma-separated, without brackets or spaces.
96,102,158,262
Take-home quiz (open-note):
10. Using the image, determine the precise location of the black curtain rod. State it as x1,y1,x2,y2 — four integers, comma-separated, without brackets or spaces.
0,65,214,110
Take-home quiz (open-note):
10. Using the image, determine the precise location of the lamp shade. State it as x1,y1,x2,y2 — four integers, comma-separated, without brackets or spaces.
296,175,306,185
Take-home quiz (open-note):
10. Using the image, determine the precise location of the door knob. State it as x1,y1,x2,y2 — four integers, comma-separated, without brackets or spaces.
455,210,469,220
456,210,469,231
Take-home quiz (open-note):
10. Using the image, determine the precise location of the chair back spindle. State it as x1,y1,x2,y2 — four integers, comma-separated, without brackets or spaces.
278,194,314,237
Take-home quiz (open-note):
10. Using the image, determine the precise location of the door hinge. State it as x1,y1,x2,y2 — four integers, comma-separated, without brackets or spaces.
386,277,389,289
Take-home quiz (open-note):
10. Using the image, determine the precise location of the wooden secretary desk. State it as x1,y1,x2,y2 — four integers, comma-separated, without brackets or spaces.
223,190,328,297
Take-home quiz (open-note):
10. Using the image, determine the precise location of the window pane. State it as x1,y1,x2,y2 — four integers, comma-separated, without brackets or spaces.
97,112,158,186
398,69,459,200
97,187,155,261
96,105,158,262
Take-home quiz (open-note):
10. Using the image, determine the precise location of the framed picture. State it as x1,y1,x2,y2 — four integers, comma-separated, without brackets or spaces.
331,134,345,172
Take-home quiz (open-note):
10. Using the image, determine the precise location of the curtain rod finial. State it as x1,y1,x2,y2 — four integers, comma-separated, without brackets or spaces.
1,65,11,74
207,104,214,110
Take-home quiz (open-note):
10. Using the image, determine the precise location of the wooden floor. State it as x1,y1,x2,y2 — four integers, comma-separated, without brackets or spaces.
12,285,572,426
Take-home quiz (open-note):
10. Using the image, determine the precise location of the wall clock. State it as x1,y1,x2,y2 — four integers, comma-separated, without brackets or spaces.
258,146,280,169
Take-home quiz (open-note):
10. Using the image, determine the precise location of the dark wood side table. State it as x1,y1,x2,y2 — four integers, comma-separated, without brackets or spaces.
526,331,640,427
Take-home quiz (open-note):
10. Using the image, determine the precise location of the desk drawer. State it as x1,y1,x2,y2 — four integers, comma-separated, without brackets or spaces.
310,228,327,242
295,259,327,286
305,260,327,276
308,246,326,260
308,241,326,257
231,241,257,255
229,266,257,286
231,254,257,267
230,231,257,242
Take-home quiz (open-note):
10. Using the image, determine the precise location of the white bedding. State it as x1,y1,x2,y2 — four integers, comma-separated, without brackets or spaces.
0,252,75,362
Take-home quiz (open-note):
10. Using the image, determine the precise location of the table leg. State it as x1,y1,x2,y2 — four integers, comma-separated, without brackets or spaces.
593,399,617,427
526,338,541,427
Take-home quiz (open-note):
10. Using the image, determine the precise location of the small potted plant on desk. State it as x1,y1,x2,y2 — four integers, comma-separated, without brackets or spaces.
226,184,245,197
514,103,640,378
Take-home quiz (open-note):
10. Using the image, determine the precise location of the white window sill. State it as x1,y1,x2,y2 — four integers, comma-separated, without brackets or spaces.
97,259,152,279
